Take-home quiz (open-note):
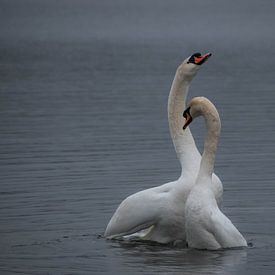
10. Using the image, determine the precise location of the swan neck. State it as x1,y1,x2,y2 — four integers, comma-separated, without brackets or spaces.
168,70,200,171
198,106,221,179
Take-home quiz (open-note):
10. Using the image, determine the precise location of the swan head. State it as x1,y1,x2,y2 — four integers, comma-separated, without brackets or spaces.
177,53,212,79
182,97,214,129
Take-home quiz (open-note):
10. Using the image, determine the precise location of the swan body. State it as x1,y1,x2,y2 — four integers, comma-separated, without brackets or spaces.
183,97,247,249
104,53,223,244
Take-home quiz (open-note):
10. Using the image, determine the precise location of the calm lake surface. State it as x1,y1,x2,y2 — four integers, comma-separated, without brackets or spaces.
1,0,275,274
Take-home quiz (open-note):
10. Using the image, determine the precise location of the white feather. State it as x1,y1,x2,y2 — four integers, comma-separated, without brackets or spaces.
185,97,247,249
105,56,223,244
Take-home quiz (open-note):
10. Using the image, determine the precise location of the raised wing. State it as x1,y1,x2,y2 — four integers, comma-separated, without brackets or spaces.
104,187,170,239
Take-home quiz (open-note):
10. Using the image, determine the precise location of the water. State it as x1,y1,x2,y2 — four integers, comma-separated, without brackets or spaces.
1,0,275,274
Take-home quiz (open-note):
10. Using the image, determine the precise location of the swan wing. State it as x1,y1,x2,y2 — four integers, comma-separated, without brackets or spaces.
104,187,169,238
212,173,223,207
208,208,247,248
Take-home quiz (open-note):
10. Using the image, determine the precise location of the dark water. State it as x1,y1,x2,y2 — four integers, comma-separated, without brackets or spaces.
1,0,275,274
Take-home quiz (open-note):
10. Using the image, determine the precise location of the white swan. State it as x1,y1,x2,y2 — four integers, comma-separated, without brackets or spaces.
104,53,223,244
183,97,247,250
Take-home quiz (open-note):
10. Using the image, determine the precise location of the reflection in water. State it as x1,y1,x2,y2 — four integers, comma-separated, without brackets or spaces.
107,240,247,274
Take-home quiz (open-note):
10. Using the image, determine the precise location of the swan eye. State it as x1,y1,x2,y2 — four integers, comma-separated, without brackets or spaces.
194,53,202,57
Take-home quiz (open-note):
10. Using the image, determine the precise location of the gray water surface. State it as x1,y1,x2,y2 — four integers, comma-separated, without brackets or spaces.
1,0,275,274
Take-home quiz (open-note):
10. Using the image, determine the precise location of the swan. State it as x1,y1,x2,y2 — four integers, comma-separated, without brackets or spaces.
104,53,223,244
183,97,247,250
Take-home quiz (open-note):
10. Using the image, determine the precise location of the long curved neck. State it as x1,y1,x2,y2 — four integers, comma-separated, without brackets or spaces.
198,106,221,179
168,69,200,173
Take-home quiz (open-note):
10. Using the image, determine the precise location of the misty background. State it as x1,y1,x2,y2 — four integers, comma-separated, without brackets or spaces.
1,0,275,274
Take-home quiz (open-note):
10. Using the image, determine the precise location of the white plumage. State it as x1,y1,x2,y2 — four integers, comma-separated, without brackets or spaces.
184,97,247,249
105,53,223,244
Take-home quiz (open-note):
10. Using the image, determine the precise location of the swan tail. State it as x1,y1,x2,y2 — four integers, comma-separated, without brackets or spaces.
209,209,247,248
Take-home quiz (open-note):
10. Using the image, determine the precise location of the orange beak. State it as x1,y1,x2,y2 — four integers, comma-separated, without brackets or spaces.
194,53,212,65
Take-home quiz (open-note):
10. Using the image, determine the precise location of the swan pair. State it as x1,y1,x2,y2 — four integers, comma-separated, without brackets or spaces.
104,53,247,249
